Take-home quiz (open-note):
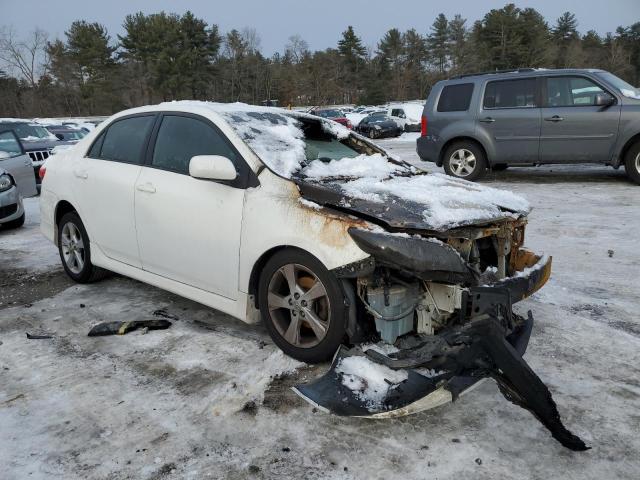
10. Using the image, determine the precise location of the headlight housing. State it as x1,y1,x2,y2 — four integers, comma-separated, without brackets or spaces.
0,174,13,192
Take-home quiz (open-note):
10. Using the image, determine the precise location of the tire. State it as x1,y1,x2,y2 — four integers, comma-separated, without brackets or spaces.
492,164,509,172
624,141,640,185
57,212,109,283
443,141,487,181
2,212,25,229
258,249,347,363
368,128,377,139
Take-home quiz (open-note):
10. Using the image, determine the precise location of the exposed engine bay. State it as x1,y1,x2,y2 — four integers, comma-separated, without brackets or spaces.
294,217,589,451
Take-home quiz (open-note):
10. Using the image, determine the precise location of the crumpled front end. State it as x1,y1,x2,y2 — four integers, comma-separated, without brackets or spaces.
294,221,588,451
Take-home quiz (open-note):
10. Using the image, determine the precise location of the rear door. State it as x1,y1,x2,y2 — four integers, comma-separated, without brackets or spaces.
134,113,246,299
539,75,621,163
0,130,37,197
476,77,541,164
71,114,156,268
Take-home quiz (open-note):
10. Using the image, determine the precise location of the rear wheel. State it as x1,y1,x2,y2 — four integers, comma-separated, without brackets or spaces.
624,142,640,185
57,212,109,283
2,212,25,229
443,141,487,181
258,249,347,363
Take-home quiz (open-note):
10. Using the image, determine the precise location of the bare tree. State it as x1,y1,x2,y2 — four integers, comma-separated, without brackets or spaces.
0,27,49,87
285,34,309,63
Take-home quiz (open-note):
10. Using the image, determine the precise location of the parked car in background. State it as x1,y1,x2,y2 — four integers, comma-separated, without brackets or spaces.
0,119,71,188
355,112,403,139
45,126,88,142
311,108,353,129
417,68,640,183
0,129,38,229
387,103,423,132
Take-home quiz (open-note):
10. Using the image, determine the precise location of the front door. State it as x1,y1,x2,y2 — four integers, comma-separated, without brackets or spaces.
71,114,156,268
134,114,246,299
476,77,541,164
539,75,621,163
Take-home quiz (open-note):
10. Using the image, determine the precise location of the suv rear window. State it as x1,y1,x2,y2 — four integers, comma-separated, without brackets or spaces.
437,83,474,112
484,78,537,109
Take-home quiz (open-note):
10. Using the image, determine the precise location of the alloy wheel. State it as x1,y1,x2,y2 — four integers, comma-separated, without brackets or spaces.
449,148,477,177
60,221,85,274
635,152,640,173
267,263,331,348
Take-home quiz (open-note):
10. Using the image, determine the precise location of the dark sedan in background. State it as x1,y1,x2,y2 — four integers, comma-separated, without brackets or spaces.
355,112,403,139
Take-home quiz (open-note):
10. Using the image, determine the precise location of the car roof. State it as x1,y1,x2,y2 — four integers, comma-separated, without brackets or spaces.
448,68,606,82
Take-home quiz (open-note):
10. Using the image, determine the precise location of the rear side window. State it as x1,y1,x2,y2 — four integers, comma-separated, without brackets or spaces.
97,116,155,164
151,115,238,175
437,83,474,112
391,108,404,117
484,79,537,109
545,76,606,107
0,131,23,157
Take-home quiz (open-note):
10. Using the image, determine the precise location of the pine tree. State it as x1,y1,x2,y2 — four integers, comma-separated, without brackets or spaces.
448,14,467,73
552,11,579,67
428,13,449,73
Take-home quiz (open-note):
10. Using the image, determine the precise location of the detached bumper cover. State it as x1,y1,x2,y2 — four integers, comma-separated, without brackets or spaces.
296,254,588,451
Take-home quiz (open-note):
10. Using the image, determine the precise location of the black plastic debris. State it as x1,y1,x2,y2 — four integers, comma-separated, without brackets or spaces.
88,320,172,336
152,308,179,321
26,333,53,339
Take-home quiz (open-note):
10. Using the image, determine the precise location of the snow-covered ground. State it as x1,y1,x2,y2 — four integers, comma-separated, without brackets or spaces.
1,137,639,479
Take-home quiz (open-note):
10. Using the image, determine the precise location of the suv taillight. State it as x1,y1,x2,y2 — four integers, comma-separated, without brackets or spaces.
39,165,46,180
421,115,428,136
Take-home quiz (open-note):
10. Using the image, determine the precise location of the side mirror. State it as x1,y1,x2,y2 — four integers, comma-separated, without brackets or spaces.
189,155,237,181
594,93,615,107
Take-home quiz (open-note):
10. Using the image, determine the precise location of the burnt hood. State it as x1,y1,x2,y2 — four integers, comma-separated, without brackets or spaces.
295,176,529,233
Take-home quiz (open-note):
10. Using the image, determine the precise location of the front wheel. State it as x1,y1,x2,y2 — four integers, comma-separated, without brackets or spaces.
258,249,347,363
57,212,108,283
624,142,640,185
368,128,377,139
443,141,487,181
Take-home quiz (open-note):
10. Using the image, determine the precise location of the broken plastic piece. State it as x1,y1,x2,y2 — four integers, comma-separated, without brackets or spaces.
88,320,172,336
26,333,53,339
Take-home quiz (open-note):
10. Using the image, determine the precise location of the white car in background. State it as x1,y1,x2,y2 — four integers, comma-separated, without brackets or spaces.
387,103,424,132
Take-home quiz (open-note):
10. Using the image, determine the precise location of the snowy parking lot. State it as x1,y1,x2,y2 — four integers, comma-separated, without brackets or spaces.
1,133,639,479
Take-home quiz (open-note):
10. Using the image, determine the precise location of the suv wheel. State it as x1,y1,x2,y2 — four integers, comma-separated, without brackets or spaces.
624,142,640,185
258,249,347,363
443,141,487,181
57,212,109,283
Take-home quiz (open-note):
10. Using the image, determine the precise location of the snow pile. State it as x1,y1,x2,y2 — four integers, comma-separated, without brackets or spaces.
0,151,10,159
298,197,322,209
302,153,402,180
341,173,530,230
335,355,408,410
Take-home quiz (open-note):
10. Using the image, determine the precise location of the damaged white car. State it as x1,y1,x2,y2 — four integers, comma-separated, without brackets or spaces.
40,102,587,450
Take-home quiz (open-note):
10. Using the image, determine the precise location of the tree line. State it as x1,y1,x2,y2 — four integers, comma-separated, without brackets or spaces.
0,3,638,118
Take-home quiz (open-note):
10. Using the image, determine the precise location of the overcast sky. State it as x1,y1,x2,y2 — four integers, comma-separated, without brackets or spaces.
2,0,639,55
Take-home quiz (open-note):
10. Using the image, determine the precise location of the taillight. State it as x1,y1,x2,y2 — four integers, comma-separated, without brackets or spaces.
347,120,352,129
39,165,46,180
421,115,428,136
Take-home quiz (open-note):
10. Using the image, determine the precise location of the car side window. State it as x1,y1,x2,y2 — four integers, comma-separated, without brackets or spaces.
545,76,606,107
483,79,537,109
391,109,404,117
151,115,238,175
98,116,155,164
0,131,23,158
437,83,474,112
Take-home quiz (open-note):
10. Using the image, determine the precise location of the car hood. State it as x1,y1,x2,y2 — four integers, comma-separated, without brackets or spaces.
21,139,67,150
295,173,531,233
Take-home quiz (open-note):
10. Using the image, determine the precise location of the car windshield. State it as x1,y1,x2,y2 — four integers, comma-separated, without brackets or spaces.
367,113,390,122
315,110,342,118
596,72,640,99
9,123,54,140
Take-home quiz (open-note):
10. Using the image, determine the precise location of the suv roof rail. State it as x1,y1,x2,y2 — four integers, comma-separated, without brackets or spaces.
449,68,538,80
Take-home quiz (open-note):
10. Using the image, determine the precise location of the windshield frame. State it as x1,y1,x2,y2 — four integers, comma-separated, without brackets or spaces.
596,71,640,99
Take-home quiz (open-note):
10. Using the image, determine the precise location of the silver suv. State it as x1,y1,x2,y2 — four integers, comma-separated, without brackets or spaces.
417,68,640,183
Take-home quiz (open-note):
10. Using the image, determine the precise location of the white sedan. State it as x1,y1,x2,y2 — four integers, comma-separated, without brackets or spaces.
39,102,588,445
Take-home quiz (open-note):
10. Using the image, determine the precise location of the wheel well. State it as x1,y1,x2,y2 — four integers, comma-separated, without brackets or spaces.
54,200,77,244
620,133,640,165
438,137,488,167
247,246,289,308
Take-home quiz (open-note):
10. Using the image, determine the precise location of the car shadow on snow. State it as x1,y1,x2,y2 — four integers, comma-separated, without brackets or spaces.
482,165,631,185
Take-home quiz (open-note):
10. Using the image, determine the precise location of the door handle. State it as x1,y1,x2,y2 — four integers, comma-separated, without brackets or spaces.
544,115,564,122
73,170,88,179
479,117,495,123
136,183,156,194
